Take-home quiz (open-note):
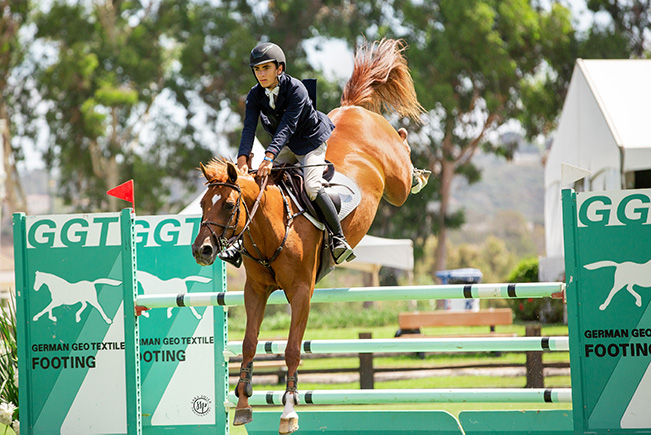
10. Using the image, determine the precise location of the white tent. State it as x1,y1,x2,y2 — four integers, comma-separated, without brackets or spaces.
543,59,651,279
182,137,414,276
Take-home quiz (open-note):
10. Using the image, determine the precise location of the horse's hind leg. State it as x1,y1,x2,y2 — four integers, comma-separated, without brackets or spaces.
233,284,269,426
88,299,113,324
280,288,311,434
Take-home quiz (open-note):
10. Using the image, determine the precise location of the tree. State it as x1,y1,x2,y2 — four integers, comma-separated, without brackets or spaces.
1,0,31,215
34,1,213,213
171,0,384,150
359,0,574,278
584,0,650,58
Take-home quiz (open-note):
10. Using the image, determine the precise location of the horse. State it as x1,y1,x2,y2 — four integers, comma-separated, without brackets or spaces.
32,271,120,324
192,39,427,434
135,270,211,319
584,259,651,310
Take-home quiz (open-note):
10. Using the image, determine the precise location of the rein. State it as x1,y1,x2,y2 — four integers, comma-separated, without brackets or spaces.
201,175,297,278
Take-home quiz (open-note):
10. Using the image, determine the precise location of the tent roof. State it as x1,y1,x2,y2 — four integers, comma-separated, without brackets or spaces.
546,59,651,188
544,59,651,260
581,59,651,151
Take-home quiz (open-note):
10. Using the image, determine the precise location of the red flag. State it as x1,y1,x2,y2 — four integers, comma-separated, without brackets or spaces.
107,179,135,211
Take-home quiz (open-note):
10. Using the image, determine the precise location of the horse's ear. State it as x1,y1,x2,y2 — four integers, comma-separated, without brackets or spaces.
200,162,210,181
226,162,238,184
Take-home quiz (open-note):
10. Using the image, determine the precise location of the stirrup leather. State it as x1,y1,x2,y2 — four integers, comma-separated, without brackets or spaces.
282,374,299,405
234,361,253,398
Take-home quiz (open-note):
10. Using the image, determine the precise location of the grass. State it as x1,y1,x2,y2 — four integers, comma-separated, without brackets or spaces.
227,323,572,433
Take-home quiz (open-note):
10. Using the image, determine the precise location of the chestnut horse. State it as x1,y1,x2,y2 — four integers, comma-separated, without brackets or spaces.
192,39,426,433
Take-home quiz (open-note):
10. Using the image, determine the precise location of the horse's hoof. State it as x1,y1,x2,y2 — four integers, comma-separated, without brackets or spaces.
279,414,299,434
233,408,253,426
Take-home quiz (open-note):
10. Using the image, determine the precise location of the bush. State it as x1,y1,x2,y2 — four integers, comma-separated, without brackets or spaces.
506,258,564,323
1,293,19,432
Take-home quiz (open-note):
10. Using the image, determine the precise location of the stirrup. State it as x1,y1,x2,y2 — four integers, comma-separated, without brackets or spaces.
332,236,353,264
234,362,253,398
282,374,299,405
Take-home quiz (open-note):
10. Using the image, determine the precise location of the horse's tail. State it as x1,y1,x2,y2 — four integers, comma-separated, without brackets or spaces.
584,261,619,270
340,39,424,122
183,276,212,284
93,278,122,286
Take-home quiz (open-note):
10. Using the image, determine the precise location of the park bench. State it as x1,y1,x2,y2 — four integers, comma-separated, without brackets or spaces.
395,308,514,337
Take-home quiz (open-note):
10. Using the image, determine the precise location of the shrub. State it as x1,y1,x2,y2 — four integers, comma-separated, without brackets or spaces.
506,258,564,323
1,293,19,433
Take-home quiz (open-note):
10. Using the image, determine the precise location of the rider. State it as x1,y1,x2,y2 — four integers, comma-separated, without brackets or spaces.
218,42,353,267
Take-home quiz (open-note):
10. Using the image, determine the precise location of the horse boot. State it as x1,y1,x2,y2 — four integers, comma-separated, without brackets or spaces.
218,240,243,268
313,188,353,264
233,361,253,425
280,373,300,434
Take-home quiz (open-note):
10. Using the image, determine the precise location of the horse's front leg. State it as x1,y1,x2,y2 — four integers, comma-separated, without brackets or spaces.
280,287,312,434
233,284,269,426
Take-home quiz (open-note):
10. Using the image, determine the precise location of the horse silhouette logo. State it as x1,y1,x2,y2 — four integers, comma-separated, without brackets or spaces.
583,259,651,310
136,270,211,319
32,271,120,323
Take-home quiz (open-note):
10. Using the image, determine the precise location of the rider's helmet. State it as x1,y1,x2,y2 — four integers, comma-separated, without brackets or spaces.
249,42,286,74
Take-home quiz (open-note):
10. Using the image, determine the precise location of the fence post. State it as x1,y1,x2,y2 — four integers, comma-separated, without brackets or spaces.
359,332,374,389
525,324,544,388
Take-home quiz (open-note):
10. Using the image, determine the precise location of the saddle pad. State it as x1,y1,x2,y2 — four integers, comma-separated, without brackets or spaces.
327,171,362,222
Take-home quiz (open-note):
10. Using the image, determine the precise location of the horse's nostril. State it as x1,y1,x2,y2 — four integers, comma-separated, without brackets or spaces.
201,245,213,257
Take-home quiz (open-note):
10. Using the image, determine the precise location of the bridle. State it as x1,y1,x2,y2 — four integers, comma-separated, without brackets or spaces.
199,180,246,252
200,175,297,278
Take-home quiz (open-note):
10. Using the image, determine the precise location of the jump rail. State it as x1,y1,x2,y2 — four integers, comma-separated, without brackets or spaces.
227,388,573,406
225,336,570,356
136,282,565,310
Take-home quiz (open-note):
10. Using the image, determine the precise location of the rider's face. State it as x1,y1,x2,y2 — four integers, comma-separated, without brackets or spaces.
253,62,282,89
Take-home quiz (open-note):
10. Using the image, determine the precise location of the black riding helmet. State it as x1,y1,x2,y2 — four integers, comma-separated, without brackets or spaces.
249,42,286,73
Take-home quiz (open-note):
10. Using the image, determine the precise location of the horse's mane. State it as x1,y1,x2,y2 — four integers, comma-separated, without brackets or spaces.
340,39,424,122
202,157,249,182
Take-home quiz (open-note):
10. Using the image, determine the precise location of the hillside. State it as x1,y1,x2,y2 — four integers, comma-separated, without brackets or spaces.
451,150,545,225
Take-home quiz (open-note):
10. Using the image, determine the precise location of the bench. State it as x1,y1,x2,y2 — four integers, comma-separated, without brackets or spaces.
395,308,513,337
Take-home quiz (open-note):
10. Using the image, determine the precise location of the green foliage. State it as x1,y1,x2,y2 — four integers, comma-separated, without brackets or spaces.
33,0,215,213
364,1,575,274
506,258,564,323
585,0,651,58
0,294,19,424
229,302,402,332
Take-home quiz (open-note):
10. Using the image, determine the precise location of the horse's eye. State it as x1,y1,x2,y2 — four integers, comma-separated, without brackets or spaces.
224,201,236,211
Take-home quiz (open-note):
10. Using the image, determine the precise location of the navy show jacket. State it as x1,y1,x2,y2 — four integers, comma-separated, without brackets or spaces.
238,73,335,158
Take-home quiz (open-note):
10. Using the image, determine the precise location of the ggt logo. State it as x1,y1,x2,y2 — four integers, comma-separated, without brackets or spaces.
578,192,651,227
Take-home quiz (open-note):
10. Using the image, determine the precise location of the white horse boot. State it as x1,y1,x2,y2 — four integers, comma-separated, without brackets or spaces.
279,375,299,434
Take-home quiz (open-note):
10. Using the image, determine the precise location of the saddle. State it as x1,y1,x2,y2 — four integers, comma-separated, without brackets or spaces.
272,162,361,282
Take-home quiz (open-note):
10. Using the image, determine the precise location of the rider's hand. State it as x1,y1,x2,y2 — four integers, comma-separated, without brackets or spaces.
237,155,249,173
258,159,273,177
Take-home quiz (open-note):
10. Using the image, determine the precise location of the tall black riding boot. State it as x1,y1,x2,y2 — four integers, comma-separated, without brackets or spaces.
218,240,243,268
313,188,353,264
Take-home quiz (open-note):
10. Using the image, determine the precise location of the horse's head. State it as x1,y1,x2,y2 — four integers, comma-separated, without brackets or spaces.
192,159,247,266
33,271,44,291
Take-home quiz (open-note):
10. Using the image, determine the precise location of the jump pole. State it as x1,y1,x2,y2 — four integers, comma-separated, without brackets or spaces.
228,388,573,406
136,282,565,310
225,336,570,356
